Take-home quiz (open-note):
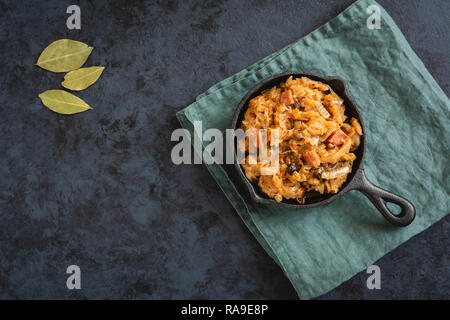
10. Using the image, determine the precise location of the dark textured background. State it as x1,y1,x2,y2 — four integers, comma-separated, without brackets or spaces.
0,0,448,299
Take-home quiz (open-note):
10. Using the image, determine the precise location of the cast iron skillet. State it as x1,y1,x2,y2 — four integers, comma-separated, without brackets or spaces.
231,71,415,227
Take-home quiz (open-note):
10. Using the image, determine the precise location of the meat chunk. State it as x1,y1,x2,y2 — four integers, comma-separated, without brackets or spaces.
326,129,349,147
280,90,294,105
302,150,320,168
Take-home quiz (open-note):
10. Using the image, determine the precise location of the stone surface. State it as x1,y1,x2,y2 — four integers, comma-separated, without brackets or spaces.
0,0,448,299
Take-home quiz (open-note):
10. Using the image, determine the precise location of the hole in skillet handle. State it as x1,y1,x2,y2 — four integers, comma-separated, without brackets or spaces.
386,202,402,215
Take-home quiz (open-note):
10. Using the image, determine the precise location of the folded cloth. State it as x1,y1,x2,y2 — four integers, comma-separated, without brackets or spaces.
176,0,449,299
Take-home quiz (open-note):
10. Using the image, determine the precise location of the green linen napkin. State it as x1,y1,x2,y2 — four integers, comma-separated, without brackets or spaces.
176,0,450,299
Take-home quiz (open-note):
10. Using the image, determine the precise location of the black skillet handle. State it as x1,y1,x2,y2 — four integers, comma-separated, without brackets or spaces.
351,170,416,227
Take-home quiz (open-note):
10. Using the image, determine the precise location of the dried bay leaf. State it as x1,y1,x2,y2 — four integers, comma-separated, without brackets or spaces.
62,66,105,91
35,39,93,73
38,90,93,115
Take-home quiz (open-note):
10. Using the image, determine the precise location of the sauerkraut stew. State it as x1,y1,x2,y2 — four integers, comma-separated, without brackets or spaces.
240,76,363,204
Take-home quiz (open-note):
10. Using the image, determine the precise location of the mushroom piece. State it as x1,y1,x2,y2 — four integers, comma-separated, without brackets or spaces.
321,164,351,180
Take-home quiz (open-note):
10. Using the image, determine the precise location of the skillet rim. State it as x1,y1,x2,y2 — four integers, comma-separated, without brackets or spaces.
231,71,367,209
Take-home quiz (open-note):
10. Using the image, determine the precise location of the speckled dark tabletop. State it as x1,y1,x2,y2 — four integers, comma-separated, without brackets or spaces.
0,0,448,299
